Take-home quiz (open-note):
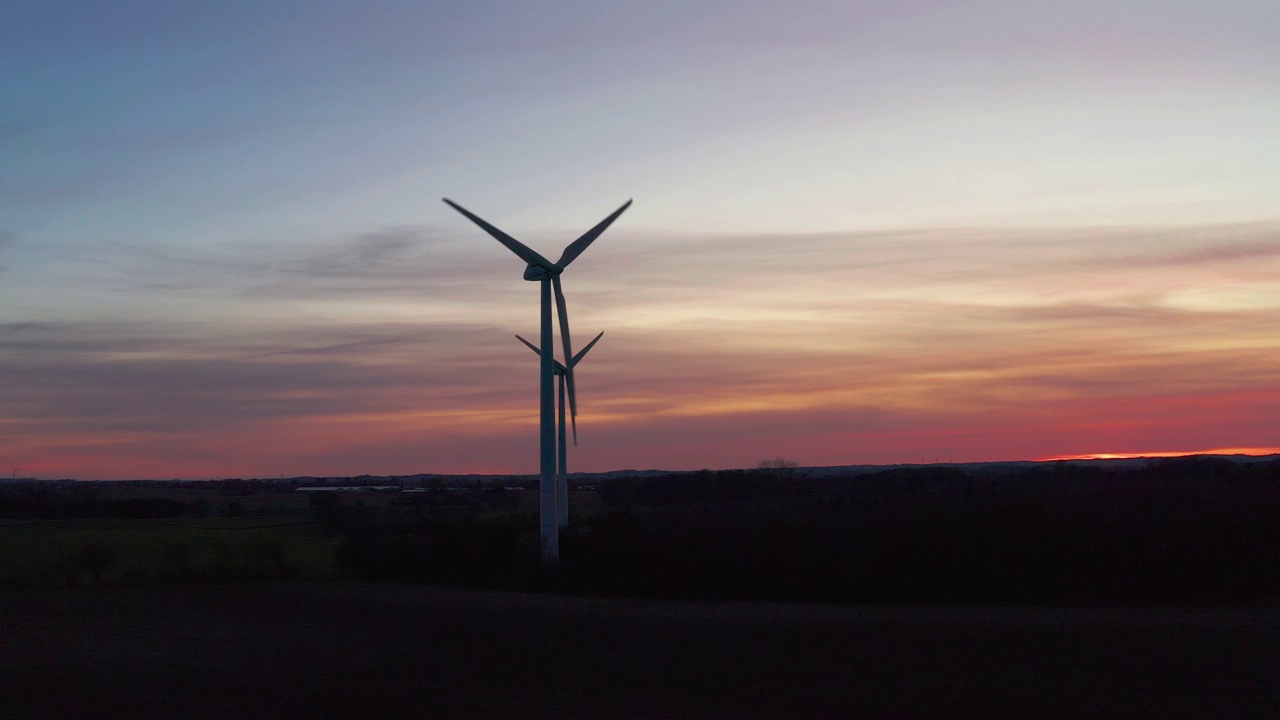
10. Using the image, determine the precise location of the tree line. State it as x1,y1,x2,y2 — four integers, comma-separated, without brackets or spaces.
335,456,1280,605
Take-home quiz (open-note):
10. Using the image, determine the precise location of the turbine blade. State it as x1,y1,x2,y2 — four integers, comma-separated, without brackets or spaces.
552,275,579,444
566,368,578,445
552,275,574,377
517,334,569,373
442,199,556,270
515,334,541,358
555,199,632,269
569,331,604,367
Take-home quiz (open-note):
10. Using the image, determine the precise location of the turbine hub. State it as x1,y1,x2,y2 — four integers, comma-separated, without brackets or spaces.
523,264,560,281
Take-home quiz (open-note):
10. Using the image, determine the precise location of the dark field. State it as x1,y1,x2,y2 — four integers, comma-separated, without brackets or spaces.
8,457,1280,606
4,582,1280,719
5,458,1280,717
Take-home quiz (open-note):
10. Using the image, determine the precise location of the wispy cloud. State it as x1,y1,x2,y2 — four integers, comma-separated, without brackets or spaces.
106,226,495,295
0,319,515,428
0,231,13,274
4,220,1279,478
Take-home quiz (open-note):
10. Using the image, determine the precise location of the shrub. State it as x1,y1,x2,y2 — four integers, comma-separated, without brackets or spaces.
78,540,115,583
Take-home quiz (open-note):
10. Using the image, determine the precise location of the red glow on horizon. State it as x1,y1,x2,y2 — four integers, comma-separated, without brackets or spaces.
1043,447,1280,461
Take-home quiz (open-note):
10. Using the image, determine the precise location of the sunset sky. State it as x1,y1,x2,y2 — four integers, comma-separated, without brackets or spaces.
3,0,1279,479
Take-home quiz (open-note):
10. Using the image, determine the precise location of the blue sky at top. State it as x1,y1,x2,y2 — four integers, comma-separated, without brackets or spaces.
2,0,1278,477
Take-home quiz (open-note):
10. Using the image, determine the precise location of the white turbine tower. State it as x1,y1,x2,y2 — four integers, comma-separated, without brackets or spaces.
444,198,630,568
517,331,604,529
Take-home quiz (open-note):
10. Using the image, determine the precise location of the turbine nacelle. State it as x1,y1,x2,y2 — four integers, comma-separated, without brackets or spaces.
523,264,560,282
517,331,602,377
442,197,632,283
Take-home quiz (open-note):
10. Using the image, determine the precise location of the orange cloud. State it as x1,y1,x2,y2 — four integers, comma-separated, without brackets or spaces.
3,222,1278,478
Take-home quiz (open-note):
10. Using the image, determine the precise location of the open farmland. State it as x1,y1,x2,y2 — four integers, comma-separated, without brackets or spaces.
5,459,1280,716
0,517,336,587
4,582,1280,719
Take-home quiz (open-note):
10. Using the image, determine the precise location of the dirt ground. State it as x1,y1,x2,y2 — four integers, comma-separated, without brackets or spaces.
3,582,1280,718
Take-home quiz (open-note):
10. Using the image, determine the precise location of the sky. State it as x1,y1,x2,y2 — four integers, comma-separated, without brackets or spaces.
2,0,1279,479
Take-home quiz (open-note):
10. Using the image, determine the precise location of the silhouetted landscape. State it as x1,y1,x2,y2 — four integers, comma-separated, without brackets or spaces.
10,0,1279,715
5,455,1280,716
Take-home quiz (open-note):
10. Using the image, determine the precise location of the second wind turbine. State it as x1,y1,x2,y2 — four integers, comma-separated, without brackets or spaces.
443,198,631,568
517,331,604,530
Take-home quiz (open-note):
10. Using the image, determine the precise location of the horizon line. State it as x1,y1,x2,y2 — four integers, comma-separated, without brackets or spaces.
10,449,1280,483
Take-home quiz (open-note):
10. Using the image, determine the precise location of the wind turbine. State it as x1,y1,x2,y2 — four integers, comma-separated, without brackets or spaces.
517,331,604,529
444,198,630,567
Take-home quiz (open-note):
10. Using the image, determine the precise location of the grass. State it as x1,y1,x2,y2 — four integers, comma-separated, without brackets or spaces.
0,517,338,587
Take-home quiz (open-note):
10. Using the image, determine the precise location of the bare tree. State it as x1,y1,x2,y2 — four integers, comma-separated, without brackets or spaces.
79,541,115,584
756,457,800,471
756,457,800,480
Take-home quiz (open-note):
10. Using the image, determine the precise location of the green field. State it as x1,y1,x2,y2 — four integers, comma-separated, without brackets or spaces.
0,516,339,588
0,484,605,589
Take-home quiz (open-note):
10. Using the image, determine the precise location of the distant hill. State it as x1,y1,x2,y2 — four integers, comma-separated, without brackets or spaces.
7,452,1277,486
